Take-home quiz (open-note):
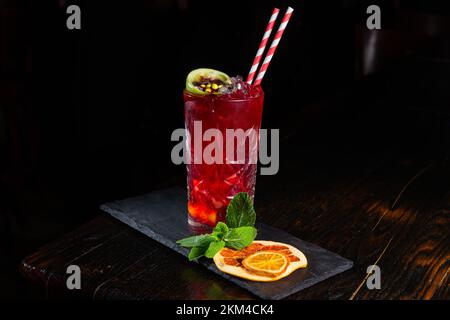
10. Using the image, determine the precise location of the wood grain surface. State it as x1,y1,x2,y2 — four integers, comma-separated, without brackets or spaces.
19,94,450,300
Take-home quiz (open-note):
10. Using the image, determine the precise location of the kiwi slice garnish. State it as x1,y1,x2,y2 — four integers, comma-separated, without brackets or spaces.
186,68,232,95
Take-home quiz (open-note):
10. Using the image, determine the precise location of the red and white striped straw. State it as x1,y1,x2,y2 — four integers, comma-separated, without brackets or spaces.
253,7,294,86
246,8,280,85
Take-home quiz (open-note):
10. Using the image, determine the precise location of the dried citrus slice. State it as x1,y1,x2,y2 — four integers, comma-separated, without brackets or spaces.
213,240,308,282
242,251,288,277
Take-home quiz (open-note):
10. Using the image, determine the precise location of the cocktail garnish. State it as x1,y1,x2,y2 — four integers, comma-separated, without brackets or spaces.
242,251,289,277
213,240,308,282
176,192,257,261
186,68,232,95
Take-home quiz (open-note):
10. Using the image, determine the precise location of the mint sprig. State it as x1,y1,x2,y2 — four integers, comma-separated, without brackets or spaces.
176,192,257,261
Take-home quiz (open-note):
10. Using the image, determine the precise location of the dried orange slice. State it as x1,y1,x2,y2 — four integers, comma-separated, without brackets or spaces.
242,251,289,277
213,240,308,282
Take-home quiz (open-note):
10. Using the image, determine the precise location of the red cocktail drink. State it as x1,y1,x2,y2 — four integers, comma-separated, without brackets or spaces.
184,82,263,231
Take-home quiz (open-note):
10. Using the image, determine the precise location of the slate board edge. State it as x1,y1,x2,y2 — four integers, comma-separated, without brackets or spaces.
205,260,353,300
100,204,190,258
100,204,263,299
100,202,354,300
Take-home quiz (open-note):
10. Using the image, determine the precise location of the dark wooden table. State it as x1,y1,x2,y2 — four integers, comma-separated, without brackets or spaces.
19,88,450,300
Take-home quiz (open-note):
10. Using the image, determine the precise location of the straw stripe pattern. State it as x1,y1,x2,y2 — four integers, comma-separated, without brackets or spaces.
246,8,280,84
253,7,294,86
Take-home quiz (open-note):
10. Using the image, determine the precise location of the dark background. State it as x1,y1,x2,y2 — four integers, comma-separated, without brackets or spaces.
1,0,450,299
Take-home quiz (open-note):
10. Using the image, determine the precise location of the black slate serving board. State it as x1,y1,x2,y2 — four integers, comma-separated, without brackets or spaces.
100,187,353,300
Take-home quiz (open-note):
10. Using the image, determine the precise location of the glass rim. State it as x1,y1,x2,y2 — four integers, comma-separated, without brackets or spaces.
183,89,264,103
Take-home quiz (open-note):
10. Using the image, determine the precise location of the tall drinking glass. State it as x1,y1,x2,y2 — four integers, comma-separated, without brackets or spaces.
183,88,264,232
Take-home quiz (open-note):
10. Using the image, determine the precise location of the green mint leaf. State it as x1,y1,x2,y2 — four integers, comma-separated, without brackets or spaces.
204,240,225,258
226,192,256,228
176,234,217,248
224,226,257,250
212,222,229,240
178,195,259,262
188,246,208,261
